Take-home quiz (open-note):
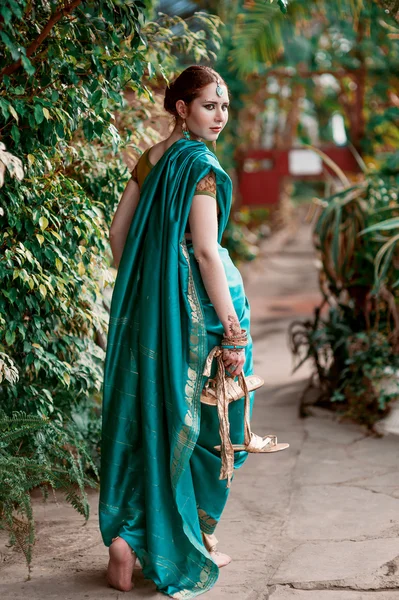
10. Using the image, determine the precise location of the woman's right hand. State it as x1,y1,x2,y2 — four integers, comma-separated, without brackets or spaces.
222,347,245,378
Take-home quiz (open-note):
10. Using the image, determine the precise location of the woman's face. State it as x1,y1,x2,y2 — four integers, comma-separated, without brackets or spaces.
177,82,229,142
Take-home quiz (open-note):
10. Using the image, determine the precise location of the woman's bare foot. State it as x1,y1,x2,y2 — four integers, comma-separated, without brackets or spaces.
107,537,136,592
210,551,232,567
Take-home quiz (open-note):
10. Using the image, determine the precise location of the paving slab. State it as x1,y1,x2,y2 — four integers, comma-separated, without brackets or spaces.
347,435,399,469
272,539,399,587
293,443,382,486
285,484,399,540
270,587,399,600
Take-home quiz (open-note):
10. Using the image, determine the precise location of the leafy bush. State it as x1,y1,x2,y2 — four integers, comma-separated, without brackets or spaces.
0,0,221,565
291,151,399,427
291,305,399,427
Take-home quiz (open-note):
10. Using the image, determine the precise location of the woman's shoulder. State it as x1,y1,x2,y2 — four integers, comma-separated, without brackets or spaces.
146,141,169,167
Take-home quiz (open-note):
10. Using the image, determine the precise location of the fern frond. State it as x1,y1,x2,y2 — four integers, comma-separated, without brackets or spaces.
0,413,98,570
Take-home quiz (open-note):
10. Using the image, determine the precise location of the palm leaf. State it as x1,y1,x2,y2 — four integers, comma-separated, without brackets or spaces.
374,232,399,284
360,217,399,235
230,0,284,75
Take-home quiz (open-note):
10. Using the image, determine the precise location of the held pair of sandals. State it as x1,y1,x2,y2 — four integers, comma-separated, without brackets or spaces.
201,346,289,464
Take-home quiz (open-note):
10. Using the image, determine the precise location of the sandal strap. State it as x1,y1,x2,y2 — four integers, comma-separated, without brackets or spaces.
246,433,276,452
203,346,254,487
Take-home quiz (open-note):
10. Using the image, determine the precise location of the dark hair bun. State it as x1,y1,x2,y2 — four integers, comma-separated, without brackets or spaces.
164,82,178,117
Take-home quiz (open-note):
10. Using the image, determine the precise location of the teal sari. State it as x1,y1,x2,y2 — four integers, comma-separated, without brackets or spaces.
99,139,254,598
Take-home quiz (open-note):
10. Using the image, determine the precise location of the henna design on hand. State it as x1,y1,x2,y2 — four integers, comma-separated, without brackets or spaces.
227,315,241,337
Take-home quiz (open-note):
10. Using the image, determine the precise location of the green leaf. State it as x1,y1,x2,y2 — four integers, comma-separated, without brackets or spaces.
277,0,289,14
39,284,47,298
9,104,19,123
83,119,94,141
360,218,399,235
11,124,20,143
0,98,10,119
21,54,35,76
0,6,12,25
0,31,20,60
91,90,102,105
39,217,49,231
5,330,16,346
50,230,62,242
34,104,44,125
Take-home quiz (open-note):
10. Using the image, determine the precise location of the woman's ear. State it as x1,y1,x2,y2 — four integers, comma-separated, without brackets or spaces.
175,99,188,119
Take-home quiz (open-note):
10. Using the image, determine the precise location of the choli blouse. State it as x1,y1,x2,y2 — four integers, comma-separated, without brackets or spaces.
131,148,217,234
131,148,217,198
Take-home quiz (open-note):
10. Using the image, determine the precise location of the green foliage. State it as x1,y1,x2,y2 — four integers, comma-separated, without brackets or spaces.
278,0,289,13
0,1,221,418
0,410,97,570
332,332,399,419
312,163,399,296
291,307,399,427
291,155,399,426
222,206,270,263
0,0,221,565
229,0,285,75
0,1,152,426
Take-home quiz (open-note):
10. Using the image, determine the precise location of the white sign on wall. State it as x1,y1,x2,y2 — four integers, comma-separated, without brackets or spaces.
288,149,323,175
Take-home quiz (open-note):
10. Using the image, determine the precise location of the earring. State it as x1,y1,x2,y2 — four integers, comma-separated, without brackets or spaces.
182,120,191,141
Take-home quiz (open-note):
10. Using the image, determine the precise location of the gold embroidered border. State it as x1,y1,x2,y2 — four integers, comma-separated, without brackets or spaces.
197,507,218,535
168,240,218,598
170,241,207,487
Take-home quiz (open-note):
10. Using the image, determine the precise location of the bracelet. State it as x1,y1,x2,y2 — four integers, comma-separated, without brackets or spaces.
223,329,247,340
222,330,248,350
221,345,246,350
222,336,247,343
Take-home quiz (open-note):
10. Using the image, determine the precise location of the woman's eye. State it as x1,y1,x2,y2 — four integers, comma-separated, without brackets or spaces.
204,104,229,111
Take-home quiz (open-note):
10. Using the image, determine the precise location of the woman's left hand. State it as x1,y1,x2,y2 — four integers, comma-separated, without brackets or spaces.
222,347,245,377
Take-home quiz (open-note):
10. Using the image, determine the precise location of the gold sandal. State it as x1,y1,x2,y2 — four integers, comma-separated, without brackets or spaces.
215,433,289,453
201,347,289,487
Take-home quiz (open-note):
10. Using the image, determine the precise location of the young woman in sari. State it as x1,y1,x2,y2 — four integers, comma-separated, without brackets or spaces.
99,65,288,598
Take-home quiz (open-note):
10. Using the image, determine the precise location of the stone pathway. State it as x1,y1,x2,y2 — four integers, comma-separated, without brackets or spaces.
1,218,399,599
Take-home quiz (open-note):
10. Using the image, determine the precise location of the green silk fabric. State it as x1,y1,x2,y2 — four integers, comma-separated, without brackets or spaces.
99,139,254,598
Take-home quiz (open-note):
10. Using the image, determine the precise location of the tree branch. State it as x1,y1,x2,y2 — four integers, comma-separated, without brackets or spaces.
0,0,82,79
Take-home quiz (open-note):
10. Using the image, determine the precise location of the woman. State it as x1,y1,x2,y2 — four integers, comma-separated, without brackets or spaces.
99,65,287,598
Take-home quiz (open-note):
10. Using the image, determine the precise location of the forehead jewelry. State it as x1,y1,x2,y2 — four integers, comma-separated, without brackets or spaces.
216,78,224,97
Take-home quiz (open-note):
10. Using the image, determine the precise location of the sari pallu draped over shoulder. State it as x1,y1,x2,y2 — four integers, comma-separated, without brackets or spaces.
99,139,233,598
